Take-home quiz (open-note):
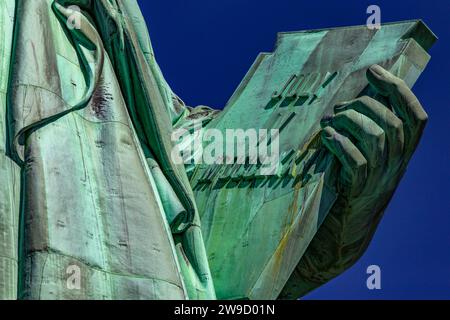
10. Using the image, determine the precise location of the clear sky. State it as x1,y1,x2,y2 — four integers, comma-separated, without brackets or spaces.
137,0,450,299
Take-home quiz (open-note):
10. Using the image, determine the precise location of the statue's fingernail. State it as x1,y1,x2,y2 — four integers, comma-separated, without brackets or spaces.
369,64,385,77
322,128,333,139
320,116,333,127
334,103,348,111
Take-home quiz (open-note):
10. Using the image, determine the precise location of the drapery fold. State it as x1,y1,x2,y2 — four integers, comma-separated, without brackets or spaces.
7,0,198,299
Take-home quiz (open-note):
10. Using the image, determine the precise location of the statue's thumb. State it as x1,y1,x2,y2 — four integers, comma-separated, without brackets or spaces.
366,64,397,97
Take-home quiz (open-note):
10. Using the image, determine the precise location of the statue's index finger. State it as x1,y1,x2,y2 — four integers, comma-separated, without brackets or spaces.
367,64,428,126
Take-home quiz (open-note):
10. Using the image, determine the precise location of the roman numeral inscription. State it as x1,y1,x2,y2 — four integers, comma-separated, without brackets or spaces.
267,71,338,109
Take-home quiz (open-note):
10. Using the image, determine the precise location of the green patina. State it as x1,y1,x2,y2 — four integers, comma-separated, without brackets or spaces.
0,0,436,300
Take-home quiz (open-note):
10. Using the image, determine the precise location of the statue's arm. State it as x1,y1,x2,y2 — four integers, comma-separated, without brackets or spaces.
279,65,428,298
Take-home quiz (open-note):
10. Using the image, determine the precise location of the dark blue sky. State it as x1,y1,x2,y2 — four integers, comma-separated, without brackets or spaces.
137,0,450,299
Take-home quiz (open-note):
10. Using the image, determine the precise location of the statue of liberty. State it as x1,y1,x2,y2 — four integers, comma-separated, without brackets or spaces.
0,0,434,299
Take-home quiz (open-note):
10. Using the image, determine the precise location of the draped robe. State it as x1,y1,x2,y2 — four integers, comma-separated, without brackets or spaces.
1,0,217,299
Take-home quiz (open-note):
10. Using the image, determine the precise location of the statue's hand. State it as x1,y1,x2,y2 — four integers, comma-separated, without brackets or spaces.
320,64,427,206
280,65,428,297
